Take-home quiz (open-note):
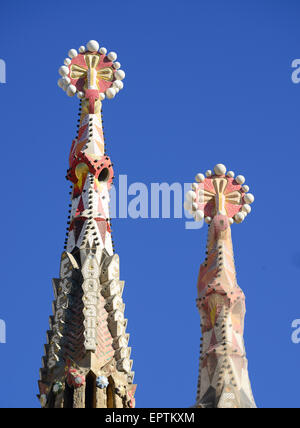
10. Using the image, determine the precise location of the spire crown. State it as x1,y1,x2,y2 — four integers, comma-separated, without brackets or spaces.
57,40,125,102
185,163,255,225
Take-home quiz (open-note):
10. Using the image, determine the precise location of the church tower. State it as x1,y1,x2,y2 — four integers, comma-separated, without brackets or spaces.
38,40,136,408
185,163,256,408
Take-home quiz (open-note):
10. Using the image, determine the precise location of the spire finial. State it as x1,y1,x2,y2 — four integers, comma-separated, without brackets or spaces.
184,163,255,225
57,39,125,107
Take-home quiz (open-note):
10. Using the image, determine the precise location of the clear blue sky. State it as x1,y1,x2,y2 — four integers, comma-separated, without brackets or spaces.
0,0,300,408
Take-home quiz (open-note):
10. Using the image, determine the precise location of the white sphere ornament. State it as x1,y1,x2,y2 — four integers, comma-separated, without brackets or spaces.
195,210,204,222
99,47,107,55
86,40,99,52
186,190,196,202
191,182,198,190
107,51,117,61
244,193,255,204
113,80,124,90
99,93,105,100
192,202,198,211
184,201,192,211
229,218,234,224
68,49,78,58
205,216,212,224
236,175,245,185
234,212,245,223
113,62,121,69
242,204,251,214
106,87,116,99
75,377,82,385
114,69,125,80
214,164,227,176
57,78,64,88
62,76,71,85
67,84,77,97
79,45,85,53
195,173,205,183
64,58,71,66
59,65,69,76
205,170,212,177
242,185,249,192
77,91,84,99
227,171,235,178
184,201,191,211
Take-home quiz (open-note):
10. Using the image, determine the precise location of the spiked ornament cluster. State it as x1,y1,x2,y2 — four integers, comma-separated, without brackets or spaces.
184,164,254,224
57,40,125,100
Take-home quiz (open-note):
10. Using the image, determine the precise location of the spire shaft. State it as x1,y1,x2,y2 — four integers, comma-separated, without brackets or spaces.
196,216,256,408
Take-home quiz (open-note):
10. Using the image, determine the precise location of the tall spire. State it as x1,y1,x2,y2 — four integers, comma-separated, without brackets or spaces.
38,40,136,408
185,163,256,408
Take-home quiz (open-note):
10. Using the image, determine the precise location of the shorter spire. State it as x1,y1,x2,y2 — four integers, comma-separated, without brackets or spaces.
185,164,256,409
